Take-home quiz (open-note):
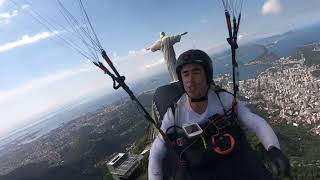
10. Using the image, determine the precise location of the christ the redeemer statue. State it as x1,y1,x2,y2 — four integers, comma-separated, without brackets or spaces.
146,31,188,81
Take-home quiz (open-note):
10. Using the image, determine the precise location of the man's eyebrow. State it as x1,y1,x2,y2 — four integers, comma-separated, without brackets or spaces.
182,70,189,74
182,67,201,74
191,67,201,72
182,68,190,73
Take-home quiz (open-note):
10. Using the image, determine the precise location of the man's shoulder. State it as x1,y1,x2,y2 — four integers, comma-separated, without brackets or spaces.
216,90,234,99
176,93,188,105
161,104,175,131
210,84,232,93
163,93,187,117
208,86,234,108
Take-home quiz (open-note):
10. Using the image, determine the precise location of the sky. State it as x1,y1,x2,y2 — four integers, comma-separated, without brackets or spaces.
0,0,320,136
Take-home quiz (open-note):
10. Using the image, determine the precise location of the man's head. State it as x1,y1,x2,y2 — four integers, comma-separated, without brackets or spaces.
176,49,213,101
160,32,166,39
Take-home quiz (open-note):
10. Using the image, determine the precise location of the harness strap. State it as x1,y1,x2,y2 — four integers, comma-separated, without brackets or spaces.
170,103,177,136
214,90,227,113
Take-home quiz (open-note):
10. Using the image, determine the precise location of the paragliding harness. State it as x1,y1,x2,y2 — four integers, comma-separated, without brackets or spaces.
151,82,247,179
168,89,240,156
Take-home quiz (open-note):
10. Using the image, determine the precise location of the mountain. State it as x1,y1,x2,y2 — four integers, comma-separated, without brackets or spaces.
293,43,320,67
256,23,320,57
210,23,320,80
211,44,270,80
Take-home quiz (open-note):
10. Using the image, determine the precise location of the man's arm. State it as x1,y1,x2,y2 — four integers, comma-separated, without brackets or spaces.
235,98,291,177
148,109,174,180
237,101,281,150
148,136,167,180
219,92,280,150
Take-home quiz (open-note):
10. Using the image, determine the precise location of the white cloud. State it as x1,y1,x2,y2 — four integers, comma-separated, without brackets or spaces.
0,0,6,7
205,41,228,55
0,65,95,103
112,52,119,60
262,0,283,16
200,17,208,24
143,58,164,69
237,32,259,42
0,31,57,53
238,34,244,41
128,48,148,57
106,47,167,82
0,10,18,18
114,47,154,65
0,10,18,24
21,4,30,10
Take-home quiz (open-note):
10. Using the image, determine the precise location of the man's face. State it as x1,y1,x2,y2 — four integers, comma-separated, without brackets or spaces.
181,64,208,99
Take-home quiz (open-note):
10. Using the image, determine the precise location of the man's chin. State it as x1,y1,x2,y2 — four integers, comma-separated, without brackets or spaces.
188,94,201,99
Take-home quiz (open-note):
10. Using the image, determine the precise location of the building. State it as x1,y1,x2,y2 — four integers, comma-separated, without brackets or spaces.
107,153,143,180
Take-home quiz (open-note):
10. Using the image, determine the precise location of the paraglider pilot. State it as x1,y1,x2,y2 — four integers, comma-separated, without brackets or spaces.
148,49,291,180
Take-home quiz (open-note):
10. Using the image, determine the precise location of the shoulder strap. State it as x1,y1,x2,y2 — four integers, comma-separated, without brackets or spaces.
211,83,233,95
169,103,177,135
214,90,227,113
210,83,231,113
210,84,239,124
170,103,176,117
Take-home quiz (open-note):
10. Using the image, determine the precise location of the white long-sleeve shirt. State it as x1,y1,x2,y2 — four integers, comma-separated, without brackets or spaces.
148,90,280,180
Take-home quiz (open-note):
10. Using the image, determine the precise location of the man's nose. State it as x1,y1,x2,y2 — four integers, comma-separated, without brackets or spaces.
186,74,195,85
